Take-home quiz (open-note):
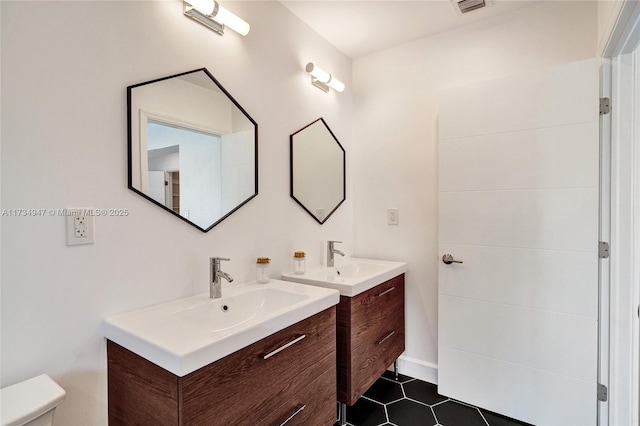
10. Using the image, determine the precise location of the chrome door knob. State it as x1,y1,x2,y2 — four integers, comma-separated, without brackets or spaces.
442,254,463,264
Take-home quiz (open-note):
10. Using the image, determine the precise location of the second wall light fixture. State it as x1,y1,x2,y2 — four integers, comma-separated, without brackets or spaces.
184,0,250,36
305,63,345,93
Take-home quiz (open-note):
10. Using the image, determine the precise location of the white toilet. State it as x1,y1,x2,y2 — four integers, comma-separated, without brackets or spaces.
0,374,66,426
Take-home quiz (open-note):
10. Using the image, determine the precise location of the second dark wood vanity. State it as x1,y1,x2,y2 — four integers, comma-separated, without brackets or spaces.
336,274,405,405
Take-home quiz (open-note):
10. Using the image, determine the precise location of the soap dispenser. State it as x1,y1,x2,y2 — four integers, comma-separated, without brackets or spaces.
293,251,306,274
256,257,271,283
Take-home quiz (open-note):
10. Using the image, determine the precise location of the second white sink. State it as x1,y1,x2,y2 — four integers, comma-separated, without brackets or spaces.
281,257,407,297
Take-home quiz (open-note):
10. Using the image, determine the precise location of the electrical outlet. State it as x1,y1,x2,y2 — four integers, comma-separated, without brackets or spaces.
66,209,95,246
74,216,87,237
387,208,399,225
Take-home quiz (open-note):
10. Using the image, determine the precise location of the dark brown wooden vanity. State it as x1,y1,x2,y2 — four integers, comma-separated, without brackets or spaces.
336,274,405,405
107,307,337,425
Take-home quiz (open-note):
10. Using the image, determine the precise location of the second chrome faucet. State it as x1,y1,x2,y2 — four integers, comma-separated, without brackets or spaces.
210,257,233,299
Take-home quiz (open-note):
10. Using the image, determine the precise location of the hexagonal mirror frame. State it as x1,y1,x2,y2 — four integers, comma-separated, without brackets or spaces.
290,118,346,224
127,68,258,232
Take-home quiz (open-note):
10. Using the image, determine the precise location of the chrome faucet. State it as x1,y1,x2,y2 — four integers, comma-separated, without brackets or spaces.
327,240,345,267
210,257,233,299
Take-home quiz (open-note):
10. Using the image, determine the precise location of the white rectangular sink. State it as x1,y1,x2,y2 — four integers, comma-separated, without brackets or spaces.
281,257,407,297
101,280,339,377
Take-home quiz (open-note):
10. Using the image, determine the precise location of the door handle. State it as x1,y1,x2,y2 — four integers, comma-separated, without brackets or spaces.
442,254,463,265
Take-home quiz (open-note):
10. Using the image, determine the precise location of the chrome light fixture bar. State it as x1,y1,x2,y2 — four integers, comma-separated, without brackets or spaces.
184,0,250,36
184,4,224,35
305,63,345,93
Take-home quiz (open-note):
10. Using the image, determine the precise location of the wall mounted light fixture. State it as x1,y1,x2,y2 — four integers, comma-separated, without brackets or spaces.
184,0,250,36
305,63,345,93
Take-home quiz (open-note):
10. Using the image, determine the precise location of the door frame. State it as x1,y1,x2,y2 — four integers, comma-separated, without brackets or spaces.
601,1,640,425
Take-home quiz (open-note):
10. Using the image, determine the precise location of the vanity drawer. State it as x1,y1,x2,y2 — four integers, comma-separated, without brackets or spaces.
337,274,405,405
258,366,336,426
347,312,404,403
180,307,336,425
344,275,404,347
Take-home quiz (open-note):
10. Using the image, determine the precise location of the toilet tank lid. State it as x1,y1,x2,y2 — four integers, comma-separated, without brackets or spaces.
1,374,66,426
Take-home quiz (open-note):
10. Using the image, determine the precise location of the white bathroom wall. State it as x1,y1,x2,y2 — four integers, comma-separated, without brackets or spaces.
0,2,352,425
351,1,598,382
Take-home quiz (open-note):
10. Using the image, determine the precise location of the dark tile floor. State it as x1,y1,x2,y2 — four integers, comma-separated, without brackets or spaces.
335,371,531,426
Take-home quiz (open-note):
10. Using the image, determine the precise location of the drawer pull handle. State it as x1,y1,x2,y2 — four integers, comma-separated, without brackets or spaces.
280,405,306,425
263,334,306,360
376,286,395,297
376,330,395,345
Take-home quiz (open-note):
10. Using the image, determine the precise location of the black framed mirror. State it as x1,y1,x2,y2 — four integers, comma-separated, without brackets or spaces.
290,118,345,224
127,68,257,232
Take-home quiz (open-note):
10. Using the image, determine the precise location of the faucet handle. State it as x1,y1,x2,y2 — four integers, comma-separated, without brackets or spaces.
328,240,343,245
211,257,231,264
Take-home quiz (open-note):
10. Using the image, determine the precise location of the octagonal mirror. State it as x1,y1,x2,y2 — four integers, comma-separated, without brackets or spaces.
290,118,345,224
128,68,257,232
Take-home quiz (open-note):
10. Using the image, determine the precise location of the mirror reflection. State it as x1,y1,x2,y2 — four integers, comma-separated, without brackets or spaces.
290,118,345,224
128,69,257,232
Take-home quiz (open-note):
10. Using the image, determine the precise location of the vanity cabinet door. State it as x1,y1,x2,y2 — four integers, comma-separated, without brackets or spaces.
337,274,405,405
179,307,336,425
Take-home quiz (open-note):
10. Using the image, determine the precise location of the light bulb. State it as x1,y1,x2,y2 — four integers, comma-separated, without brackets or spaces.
305,63,331,84
188,0,215,15
215,4,250,36
306,63,345,92
328,77,345,92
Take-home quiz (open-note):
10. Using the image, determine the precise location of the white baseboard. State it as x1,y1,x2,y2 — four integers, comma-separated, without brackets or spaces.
389,355,438,385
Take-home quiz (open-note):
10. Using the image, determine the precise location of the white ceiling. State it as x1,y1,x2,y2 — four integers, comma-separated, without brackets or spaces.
280,0,537,59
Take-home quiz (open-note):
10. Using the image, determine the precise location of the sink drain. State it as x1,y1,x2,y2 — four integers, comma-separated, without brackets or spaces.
220,304,230,312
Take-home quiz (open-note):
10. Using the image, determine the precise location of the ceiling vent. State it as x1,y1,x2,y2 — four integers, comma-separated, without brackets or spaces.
451,0,493,15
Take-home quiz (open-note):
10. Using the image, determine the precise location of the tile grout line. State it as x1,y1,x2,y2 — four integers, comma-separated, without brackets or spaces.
379,375,416,385
405,395,438,408
432,397,451,426
431,404,441,426
383,403,390,424
361,395,380,404
383,397,406,406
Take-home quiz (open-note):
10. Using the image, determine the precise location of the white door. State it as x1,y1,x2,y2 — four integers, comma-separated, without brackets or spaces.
438,59,600,426
148,170,167,206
